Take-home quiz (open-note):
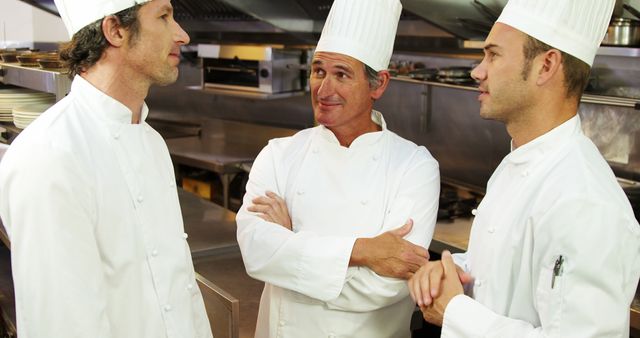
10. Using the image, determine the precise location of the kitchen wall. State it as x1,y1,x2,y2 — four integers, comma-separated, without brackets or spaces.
0,0,66,49
147,51,640,192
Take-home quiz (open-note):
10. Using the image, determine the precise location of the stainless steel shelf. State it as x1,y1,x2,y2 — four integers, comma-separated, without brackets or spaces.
597,46,640,57
464,41,640,57
0,62,71,101
391,77,640,110
187,85,306,100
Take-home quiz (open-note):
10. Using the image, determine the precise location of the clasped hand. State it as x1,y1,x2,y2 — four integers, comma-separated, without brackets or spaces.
408,250,471,326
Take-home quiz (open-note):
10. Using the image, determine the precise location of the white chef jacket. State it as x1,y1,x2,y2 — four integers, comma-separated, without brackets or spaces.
443,115,640,337
0,76,213,338
236,111,440,338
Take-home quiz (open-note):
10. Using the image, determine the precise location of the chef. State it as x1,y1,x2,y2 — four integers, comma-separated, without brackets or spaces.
408,0,640,336
235,0,440,337
0,0,212,337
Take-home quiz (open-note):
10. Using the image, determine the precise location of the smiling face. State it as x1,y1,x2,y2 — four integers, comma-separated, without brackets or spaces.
122,0,190,86
470,23,536,123
310,52,382,137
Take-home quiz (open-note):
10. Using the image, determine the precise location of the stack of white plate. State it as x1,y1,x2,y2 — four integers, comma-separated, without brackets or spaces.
0,87,55,127
12,103,54,129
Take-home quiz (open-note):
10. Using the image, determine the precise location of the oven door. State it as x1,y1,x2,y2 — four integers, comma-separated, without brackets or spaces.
203,58,262,92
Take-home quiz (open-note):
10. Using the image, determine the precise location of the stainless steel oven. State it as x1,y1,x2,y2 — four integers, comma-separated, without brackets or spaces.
198,44,306,94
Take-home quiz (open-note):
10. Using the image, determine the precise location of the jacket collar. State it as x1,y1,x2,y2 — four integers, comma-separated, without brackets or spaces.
317,110,387,148
506,115,581,165
72,75,149,124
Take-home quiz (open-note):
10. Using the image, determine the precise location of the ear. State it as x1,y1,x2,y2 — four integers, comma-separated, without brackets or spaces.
535,49,562,86
370,70,391,100
101,15,127,47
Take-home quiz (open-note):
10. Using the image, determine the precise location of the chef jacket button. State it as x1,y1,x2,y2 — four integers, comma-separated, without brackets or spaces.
183,232,189,239
312,148,319,154
164,304,172,312
360,199,368,205
521,170,529,177
151,249,158,257
488,227,495,234
145,126,151,133
169,180,176,187
372,155,378,161
297,190,305,196
187,283,194,290
475,279,483,287
279,320,285,326
137,195,144,203
113,133,120,140
329,334,336,338
471,209,478,216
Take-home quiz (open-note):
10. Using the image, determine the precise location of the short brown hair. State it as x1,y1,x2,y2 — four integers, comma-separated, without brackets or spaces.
521,35,591,100
59,5,141,77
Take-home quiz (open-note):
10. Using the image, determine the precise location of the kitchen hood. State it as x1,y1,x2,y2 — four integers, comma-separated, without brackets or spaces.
19,0,632,46
402,0,506,40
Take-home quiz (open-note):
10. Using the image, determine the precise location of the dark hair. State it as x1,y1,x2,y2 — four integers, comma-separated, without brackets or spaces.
364,64,382,89
521,35,591,100
59,5,142,77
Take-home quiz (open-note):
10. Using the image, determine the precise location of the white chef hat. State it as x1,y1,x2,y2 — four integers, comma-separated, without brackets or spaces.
54,0,152,38
315,0,402,71
496,0,614,67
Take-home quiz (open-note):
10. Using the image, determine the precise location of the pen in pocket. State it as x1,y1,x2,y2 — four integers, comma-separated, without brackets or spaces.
551,255,564,289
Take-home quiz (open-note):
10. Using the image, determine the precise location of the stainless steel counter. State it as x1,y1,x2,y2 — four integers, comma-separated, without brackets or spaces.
194,252,263,338
178,188,239,258
164,118,298,209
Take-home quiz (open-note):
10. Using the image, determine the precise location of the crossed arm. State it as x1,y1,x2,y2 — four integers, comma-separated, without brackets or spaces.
249,190,429,280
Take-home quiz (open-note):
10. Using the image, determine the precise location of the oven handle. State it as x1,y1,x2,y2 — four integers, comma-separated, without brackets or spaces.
205,66,257,75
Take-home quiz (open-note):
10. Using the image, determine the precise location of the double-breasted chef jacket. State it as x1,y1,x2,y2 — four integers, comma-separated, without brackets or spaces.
0,76,213,338
236,111,440,338
445,115,640,337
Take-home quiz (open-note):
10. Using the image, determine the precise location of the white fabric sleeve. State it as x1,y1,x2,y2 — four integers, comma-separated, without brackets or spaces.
236,143,356,301
325,152,440,312
441,196,640,338
0,145,112,337
452,252,469,272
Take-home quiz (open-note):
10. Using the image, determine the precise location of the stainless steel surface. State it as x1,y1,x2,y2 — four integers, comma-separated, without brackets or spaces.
402,0,507,40
597,46,640,57
0,62,70,101
430,218,473,254
603,18,640,46
218,0,322,33
196,272,240,338
375,78,510,192
166,118,298,208
195,252,263,338
192,86,307,100
624,3,640,21
581,93,640,108
199,45,305,95
179,188,239,257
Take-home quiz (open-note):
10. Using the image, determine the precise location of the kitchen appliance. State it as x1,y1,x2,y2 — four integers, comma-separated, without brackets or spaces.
602,4,640,46
198,44,307,95
603,18,640,46
436,66,475,85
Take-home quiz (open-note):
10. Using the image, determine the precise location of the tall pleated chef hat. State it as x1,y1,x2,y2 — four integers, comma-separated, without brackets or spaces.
54,0,152,38
315,0,402,71
496,0,614,67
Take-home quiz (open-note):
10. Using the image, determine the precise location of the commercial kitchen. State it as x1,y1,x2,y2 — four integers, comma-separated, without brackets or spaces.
0,0,639,337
